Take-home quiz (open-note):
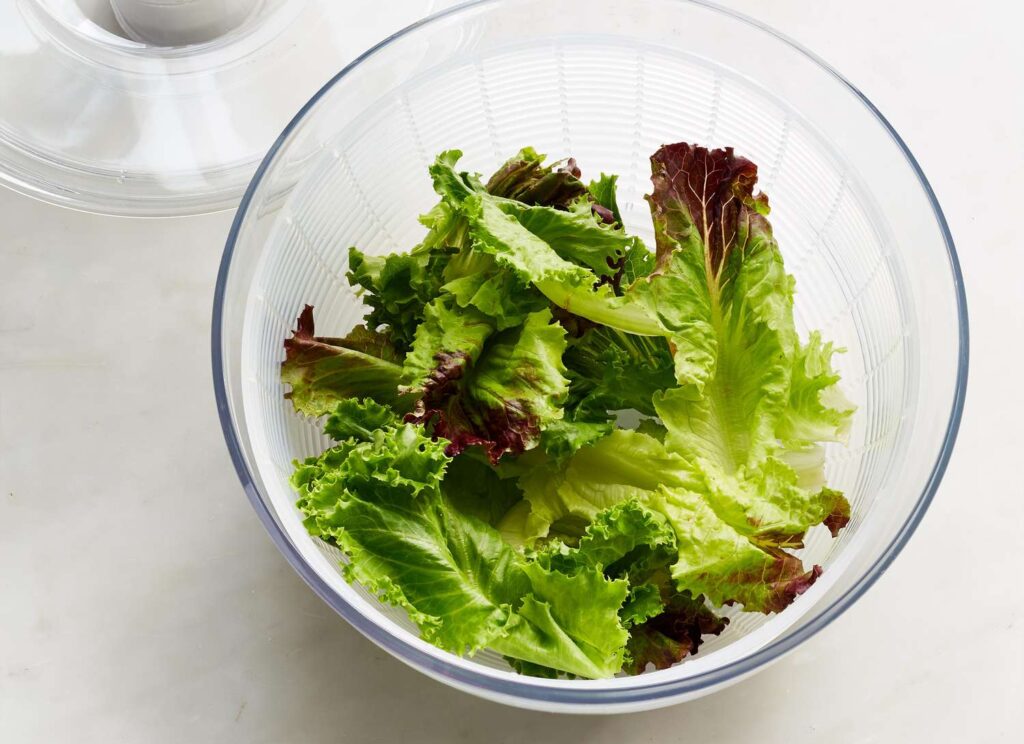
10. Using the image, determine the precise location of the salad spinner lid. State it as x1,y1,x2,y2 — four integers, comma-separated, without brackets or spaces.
0,0,438,216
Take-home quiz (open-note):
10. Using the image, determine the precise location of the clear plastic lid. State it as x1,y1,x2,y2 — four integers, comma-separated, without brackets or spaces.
0,0,437,216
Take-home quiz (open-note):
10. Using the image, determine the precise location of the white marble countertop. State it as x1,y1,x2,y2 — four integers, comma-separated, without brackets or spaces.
2,1,1021,741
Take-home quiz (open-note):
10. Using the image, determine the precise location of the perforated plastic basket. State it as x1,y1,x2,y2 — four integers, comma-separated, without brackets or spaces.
212,0,967,713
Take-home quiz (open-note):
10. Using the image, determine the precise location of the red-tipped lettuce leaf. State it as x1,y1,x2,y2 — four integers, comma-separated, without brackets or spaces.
624,591,728,675
406,308,570,463
281,305,408,416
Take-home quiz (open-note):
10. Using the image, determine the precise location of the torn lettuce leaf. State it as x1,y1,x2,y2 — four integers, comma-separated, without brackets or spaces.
496,198,636,280
461,178,706,382
587,173,623,225
499,430,697,546
405,307,570,462
564,325,676,418
348,147,589,347
433,149,638,282
621,583,666,629
441,454,525,528
281,305,408,416
427,149,487,209
323,397,399,442
538,417,615,464
503,431,821,614
624,589,729,675
441,246,549,330
484,147,589,210
347,246,453,352
778,331,856,448
428,149,611,328
538,499,677,576
536,500,730,672
650,486,821,613
491,562,629,679
294,417,628,678
464,192,660,336
294,422,525,654
644,143,852,542
400,295,496,391
621,239,658,288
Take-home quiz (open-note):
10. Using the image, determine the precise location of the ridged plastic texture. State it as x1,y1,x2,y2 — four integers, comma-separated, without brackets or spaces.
213,0,967,713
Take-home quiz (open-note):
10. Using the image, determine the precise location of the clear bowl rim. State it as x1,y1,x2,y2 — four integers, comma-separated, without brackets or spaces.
211,0,969,706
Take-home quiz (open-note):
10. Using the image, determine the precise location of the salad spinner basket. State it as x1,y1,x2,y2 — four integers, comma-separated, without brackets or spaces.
213,0,967,712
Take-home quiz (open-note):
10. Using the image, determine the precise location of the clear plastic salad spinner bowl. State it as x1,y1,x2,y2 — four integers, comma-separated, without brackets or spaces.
213,0,968,713
0,0,437,216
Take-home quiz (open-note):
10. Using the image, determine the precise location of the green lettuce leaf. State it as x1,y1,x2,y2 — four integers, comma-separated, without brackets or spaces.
281,305,408,416
621,240,657,288
587,173,659,286
499,430,696,545
587,173,623,225
406,308,570,462
295,419,628,678
428,149,597,328
779,332,855,446
651,486,821,612
538,418,615,464
414,199,470,254
400,295,496,391
462,190,709,387
440,247,549,330
496,198,636,279
347,147,592,351
433,149,637,281
500,431,821,614
403,150,485,265
345,148,526,348
621,583,666,628
537,499,730,670
427,149,486,207
461,178,709,383
484,147,589,210
347,246,453,352
441,454,524,528
491,562,629,679
539,499,677,576
294,424,524,652
646,143,850,542
564,325,676,418
465,193,659,329
323,397,399,441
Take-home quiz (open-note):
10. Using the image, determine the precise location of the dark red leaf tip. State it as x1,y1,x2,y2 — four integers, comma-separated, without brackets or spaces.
294,304,315,340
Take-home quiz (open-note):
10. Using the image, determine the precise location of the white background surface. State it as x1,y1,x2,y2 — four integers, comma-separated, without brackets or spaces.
1,1,1021,741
